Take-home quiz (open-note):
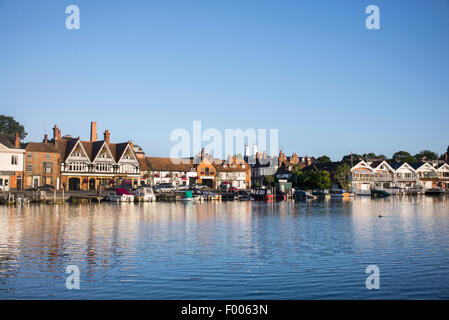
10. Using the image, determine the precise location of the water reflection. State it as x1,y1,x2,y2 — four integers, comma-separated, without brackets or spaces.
0,196,448,299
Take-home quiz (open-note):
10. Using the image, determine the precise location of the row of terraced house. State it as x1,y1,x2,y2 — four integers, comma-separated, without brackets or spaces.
0,122,251,191
351,158,449,194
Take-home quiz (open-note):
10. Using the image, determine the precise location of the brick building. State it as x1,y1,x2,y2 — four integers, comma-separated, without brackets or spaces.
23,137,61,189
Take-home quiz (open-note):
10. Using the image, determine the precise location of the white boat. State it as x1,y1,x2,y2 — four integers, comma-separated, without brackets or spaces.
107,188,135,202
134,187,156,202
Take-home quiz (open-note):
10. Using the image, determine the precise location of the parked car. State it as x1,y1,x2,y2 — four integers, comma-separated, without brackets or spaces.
229,187,238,193
177,185,189,191
219,183,229,191
153,183,175,193
191,184,208,190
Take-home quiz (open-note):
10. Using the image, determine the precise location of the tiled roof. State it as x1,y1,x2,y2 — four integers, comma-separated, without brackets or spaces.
52,137,133,163
214,161,250,172
147,157,194,172
369,160,383,169
24,142,59,153
0,134,23,149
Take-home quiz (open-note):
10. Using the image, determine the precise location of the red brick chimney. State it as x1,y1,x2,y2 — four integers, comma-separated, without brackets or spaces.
14,132,20,148
43,134,48,144
53,125,61,140
90,122,97,142
104,130,110,145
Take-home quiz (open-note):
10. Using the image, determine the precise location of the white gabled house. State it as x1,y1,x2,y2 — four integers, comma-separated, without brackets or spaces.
437,163,449,191
350,160,374,194
369,160,395,189
0,133,25,191
51,123,140,190
410,162,439,189
390,162,420,189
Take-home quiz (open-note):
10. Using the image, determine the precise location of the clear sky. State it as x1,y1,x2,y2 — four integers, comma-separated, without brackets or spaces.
0,0,448,161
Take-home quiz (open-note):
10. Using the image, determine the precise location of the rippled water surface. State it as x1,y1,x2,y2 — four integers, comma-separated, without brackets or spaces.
1,196,449,299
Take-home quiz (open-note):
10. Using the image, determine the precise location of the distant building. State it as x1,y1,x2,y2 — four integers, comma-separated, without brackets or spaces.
145,157,197,187
214,156,251,189
249,151,279,187
0,133,25,191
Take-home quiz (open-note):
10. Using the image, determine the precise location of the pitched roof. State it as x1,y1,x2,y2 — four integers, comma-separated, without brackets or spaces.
0,134,23,149
147,157,194,171
409,162,425,170
138,157,151,171
369,160,384,169
214,161,250,172
24,142,59,153
51,137,134,163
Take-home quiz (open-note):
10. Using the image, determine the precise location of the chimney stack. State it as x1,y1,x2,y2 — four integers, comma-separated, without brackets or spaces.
104,130,110,145
44,134,48,144
53,125,61,140
14,132,20,148
90,122,97,142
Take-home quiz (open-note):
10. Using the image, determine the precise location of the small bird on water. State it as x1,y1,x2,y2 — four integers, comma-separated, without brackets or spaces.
378,214,383,218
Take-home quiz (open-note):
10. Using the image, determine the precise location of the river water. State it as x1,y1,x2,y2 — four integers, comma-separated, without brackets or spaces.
1,196,448,299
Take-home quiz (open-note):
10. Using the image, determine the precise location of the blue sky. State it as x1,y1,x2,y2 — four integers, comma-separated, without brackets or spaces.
0,0,448,160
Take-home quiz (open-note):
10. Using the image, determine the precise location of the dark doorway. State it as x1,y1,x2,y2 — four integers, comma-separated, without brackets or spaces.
69,178,80,191
89,178,96,191
202,179,213,188
17,177,22,190
33,178,39,188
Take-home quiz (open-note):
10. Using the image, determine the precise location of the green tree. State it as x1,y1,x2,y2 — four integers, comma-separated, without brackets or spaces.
341,154,362,165
263,175,276,186
414,150,438,161
362,153,386,160
317,155,331,163
0,115,27,139
291,169,331,190
392,151,418,163
335,163,351,190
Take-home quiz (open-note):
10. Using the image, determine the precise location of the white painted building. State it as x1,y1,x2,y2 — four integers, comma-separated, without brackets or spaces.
0,134,25,191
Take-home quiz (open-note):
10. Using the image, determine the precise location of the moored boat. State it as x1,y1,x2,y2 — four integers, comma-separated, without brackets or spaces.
251,188,274,201
425,188,443,196
371,189,390,198
294,190,316,200
107,188,135,202
134,187,156,202
330,189,350,198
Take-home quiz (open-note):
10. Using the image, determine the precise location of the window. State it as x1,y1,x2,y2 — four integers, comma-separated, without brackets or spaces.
44,162,52,173
68,162,87,172
45,153,51,160
11,155,18,165
27,163,33,172
95,163,111,172
27,153,33,159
